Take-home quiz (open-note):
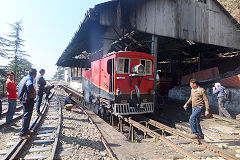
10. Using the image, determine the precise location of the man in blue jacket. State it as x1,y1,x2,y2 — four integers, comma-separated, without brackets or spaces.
36,69,46,115
18,68,37,139
213,82,232,118
64,93,77,111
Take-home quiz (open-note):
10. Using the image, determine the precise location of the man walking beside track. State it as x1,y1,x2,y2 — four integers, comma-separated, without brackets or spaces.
36,69,46,115
5,72,17,126
213,82,232,118
17,68,37,139
183,79,210,139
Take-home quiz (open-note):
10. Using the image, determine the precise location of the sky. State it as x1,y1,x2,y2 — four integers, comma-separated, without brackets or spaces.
0,0,108,79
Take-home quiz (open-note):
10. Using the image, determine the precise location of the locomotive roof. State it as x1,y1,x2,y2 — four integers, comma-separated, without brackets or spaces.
57,0,240,74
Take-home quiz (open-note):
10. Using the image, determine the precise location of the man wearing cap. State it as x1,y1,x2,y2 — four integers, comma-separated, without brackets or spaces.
213,82,232,118
36,69,46,115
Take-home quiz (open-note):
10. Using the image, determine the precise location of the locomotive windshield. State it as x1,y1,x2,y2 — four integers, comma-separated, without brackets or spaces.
117,58,130,74
117,57,152,75
140,59,152,75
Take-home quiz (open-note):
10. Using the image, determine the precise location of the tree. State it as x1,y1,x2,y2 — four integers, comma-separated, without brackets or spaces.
7,57,32,82
53,66,64,80
0,36,10,58
6,21,29,81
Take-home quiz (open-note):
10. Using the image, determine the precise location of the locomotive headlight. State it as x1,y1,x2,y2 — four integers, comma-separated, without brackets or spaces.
149,89,155,95
116,88,122,95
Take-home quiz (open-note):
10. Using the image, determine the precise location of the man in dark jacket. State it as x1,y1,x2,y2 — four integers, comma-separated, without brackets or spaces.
64,93,77,111
36,69,46,114
213,82,232,118
18,68,37,139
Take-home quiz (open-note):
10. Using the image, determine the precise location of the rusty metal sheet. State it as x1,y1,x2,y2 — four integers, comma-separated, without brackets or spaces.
220,74,240,88
181,67,219,85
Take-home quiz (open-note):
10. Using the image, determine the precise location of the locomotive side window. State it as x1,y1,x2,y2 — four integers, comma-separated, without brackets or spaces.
117,58,130,74
141,59,152,75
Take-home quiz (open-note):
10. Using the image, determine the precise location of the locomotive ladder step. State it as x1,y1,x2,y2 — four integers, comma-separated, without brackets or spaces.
33,139,54,144
29,146,52,152
24,153,50,160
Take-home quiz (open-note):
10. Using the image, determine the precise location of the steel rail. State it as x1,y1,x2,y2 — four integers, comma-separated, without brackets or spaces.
3,99,49,160
49,91,62,160
78,106,117,160
126,118,199,160
145,117,237,160
212,114,240,125
59,85,117,160
0,105,22,117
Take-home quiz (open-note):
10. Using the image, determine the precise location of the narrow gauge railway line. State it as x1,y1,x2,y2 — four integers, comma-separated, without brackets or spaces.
60,85,238,160
55,85,115,160
0,90,61,160
0,99,23,127
125,115,237,160
212,114,240,127
0,98,48,159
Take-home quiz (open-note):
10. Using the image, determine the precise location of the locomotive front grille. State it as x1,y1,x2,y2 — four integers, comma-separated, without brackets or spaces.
113,103,154,115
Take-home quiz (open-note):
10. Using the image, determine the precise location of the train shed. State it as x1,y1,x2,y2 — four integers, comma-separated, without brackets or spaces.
57,0,240,112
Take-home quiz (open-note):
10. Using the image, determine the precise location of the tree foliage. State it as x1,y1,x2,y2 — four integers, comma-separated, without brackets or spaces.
7,57,32,82
0,36,10,58
5,21,29,80
53,66,64,80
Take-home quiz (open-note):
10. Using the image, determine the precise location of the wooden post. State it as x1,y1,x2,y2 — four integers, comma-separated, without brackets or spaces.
128,124,132,140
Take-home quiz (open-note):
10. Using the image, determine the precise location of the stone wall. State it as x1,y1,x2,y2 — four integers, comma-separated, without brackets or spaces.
168,86,240,113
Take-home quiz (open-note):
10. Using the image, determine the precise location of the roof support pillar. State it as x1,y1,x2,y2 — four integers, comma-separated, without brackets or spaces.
151,35,158,111
198,52,201,72
169,57,173,73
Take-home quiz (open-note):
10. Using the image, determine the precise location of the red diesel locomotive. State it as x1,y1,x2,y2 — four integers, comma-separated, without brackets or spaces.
81,51,155,115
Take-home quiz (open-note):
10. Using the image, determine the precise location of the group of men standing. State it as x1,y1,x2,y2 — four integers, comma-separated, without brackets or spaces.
3,68,49,139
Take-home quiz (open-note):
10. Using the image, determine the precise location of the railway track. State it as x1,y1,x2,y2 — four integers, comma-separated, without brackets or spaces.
56,84,116,160
60,84,239,159
0,99,23,127
127,115,237,159
2,90,59,160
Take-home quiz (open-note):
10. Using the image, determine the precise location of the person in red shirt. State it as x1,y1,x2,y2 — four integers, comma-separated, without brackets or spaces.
5,72,17,125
